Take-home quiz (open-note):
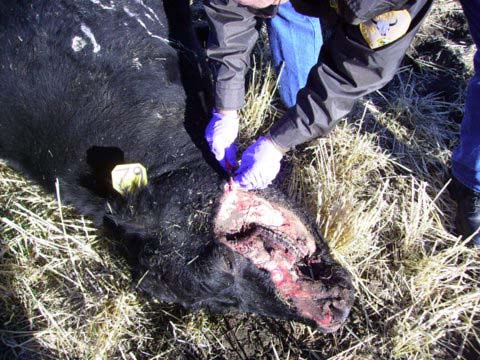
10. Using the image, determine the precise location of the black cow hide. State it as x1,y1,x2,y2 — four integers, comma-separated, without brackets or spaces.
0,0,354,332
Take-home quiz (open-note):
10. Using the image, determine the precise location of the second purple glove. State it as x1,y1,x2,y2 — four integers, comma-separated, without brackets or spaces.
235,136,284,190
205,110,239,170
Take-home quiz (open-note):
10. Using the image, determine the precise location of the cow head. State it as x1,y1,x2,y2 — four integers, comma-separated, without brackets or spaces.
211,183,354,331
117,167,355,332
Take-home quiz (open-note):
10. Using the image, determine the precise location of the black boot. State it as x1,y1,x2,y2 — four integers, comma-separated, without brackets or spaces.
449,177,480,247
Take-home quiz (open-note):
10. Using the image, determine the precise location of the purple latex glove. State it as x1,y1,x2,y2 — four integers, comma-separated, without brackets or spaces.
235,136,284,190
205,110,239,170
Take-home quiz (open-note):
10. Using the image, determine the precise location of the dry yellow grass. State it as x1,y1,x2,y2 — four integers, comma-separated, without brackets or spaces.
1,0,479,358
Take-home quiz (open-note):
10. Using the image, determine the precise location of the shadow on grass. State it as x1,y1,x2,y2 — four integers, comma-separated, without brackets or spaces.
0,261,59,359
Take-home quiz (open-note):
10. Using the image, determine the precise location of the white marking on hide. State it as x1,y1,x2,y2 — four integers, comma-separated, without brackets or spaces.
71,36,87,52
132,57,142,69
90,0,115,10
123,6,136,18
123,6,169,45
80,24,101,53
145,13,154,22
134,0,162,25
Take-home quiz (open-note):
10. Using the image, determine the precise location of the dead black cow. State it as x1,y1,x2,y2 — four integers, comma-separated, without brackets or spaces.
0,0,354,332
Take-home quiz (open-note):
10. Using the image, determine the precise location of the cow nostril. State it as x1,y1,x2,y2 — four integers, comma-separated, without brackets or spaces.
296,257,333,281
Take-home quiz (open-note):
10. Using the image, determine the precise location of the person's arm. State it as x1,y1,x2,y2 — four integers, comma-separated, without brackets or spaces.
268,0,433,150
204,0,259,111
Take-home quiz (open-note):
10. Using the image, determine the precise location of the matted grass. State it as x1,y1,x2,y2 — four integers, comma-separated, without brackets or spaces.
1,0,479,358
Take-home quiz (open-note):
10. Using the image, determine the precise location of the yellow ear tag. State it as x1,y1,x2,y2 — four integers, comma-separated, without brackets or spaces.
111,163,148,195
329,0,338,11
360,10,411,49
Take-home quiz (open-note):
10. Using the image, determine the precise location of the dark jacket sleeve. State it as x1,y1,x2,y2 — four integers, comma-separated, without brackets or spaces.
269,0,433,149
204,0,258,111
334,0,411,24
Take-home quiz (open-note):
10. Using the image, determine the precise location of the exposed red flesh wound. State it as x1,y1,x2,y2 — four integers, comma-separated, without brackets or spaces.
215,184,316,256
214,186,340,329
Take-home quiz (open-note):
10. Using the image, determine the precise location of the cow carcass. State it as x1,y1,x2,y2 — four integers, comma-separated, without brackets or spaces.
0,0,354,332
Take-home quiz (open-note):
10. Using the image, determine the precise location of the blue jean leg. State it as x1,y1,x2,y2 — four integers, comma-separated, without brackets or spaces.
452,0,480,192
266,2,322,108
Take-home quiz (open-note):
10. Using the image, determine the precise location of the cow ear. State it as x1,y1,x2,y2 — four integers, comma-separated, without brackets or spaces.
84,146,125,196
102,213,146,265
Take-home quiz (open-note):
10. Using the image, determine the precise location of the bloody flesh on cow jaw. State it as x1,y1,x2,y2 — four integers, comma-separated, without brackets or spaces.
214,184,353,332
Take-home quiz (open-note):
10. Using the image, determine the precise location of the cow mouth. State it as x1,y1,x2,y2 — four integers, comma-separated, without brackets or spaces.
214,184,353,332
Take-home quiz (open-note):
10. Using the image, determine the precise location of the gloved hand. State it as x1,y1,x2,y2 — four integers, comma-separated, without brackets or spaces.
205,110,239,170
235,136,284,190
